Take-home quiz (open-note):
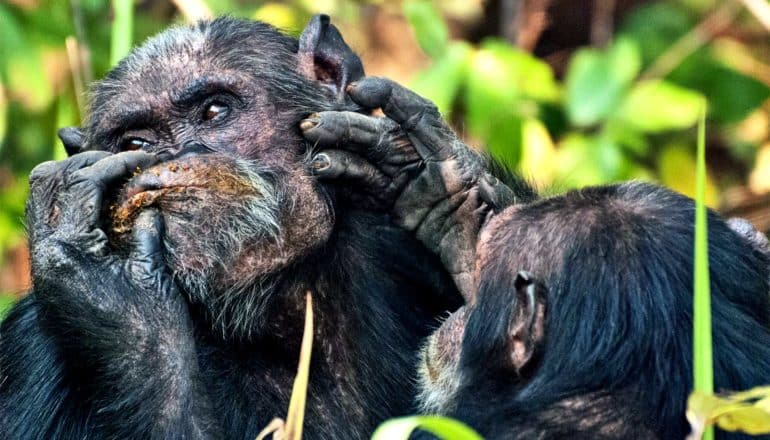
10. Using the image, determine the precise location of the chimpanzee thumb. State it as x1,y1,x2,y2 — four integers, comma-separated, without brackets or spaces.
128,208,166,284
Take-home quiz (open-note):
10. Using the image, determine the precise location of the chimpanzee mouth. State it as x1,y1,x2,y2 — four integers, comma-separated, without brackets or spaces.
109,156,257,235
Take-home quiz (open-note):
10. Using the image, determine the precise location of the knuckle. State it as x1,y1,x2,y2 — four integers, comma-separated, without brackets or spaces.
29,161,59,184
30,237,75,275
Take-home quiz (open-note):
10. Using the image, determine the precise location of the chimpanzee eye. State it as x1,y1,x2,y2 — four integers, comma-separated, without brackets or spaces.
203,102,229,122
120,137,154,152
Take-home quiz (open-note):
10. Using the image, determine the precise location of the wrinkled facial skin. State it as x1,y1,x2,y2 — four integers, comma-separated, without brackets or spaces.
84,20,336,313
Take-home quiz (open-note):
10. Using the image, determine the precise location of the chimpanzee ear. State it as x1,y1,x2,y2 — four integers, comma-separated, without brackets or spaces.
297,14,364,100
507,271,547,374
58,127,86,157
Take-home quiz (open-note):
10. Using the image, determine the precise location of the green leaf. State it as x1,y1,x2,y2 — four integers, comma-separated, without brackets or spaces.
403,0,449,59
565,38,641,127
617,80,703,133
602,120,649,156
372,416,483,440
476,39,559,103
618,3,694,66
0,294,16,321
554,134,626,188
669,55,770,124
657,143,719,207
485,114,524,171
693,102,713,440
6,46,55,111
411,42,471,116
465,39,558,165
519,118,556,186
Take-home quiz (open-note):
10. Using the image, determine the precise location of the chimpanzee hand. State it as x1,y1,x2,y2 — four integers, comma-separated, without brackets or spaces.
301,77,516,298
26,152,213,436
27,150,195,354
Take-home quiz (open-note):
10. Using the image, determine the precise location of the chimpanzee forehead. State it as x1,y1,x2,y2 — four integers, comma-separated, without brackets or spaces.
90,18,297,110
84,17,332,147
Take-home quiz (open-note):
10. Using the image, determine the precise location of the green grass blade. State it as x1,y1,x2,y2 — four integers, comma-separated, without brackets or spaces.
371,415,483,440
693,99,714,440
110,0,134,67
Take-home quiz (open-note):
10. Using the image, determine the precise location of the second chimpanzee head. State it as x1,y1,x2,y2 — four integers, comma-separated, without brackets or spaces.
418,182,770,439
58,15,364,338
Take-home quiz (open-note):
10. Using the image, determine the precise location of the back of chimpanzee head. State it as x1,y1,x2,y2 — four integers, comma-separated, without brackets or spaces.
420,181,770,439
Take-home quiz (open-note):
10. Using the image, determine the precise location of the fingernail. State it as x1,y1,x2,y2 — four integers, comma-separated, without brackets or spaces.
346,82,358,93
300,119,318,131
301,113,321,130
311,153,330,171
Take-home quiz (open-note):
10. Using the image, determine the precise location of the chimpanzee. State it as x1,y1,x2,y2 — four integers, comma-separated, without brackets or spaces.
302,78,770,438
0,16,472,439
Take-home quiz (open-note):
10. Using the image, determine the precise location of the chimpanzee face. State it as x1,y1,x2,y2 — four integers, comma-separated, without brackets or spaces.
81,20,342,307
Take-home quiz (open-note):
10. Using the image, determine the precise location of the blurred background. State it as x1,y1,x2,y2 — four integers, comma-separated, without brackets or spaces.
1,0,770,314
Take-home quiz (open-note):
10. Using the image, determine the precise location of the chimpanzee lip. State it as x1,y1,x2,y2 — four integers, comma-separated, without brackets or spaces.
110,184,201,234
108,155,258,235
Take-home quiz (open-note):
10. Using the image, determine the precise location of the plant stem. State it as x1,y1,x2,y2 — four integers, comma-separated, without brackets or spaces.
110,0,134,67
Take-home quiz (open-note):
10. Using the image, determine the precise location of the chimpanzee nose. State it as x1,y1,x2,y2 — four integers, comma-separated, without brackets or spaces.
173,141,215,160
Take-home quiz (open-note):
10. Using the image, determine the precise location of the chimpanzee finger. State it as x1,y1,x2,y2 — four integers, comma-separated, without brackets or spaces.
60,151,160,234
128,208,166,285
29,151,112,185
346,77,456,160
312,150,391,191
27,151,113,236
301,111,403,162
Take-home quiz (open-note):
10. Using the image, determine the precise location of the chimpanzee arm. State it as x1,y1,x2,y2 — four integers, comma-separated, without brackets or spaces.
10,151,221,438
302,77,526,299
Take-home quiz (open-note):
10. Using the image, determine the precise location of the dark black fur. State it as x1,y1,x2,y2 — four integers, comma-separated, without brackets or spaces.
0,17,461,439
442,182,770,439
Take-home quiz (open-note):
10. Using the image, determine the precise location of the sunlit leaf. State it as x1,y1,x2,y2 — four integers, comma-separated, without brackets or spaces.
253,3,299,31
476,39,560,103
602,120,649,156
670,55,770,125
519,118,556,186
565,38,641,127
465,40,557,165
617,80,703,133
411,42,472,116
554,134,628,189
403,0,449,59
372,415,483,440
657,143,719,207
483,114,524,171
6,47,55,111
749,143,770,194
688,388,770,438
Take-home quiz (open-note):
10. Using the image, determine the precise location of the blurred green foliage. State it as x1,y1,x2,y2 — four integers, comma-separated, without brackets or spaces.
1,0,770,318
